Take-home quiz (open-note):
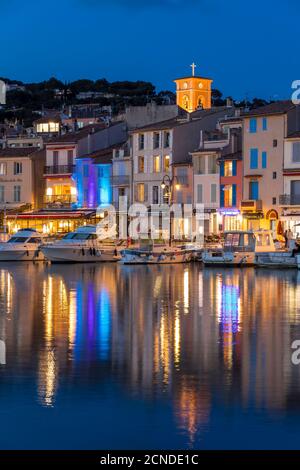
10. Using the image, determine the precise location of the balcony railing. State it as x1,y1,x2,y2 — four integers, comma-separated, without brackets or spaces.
44,164,75,175
241,199,263,211
112,175,130,186
279,194,300,206
44,195,77,207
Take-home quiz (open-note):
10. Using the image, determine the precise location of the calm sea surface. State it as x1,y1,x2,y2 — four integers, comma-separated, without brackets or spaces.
0,262,299,449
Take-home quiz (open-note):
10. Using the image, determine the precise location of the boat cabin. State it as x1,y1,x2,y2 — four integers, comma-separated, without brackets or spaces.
223,230,275,253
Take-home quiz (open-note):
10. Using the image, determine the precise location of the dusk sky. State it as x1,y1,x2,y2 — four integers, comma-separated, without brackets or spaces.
1,0,299,100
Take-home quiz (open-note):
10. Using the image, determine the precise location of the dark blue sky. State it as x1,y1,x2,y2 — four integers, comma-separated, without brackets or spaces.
1,0,299,100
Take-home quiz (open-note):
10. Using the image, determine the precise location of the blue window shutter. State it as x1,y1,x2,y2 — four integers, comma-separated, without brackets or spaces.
250,118,257,133
220,185,225,207
220,162,224,176
232,184,237,206
250,181,259,200
262,117,268,131
250,148,258,169
262,151,267,169
232,160,237,176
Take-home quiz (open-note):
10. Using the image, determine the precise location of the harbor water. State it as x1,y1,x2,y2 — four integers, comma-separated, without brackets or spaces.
0,263,299,449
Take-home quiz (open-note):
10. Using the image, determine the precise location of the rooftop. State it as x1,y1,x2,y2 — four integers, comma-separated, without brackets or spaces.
243,100,295,117
0,147,41,158
46,123,108,145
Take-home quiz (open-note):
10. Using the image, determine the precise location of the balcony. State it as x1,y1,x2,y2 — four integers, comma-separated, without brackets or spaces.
44,195,77,208
112,175,130,186
241,199,263,211
279,194,300,206
44,164,75,176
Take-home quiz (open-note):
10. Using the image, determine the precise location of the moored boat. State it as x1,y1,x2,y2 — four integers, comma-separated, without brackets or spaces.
202,230,276,267
0,228,46,261
119,240,196,265
41,225,124,263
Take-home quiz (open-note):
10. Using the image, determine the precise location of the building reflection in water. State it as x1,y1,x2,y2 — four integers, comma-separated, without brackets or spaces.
1,264,300,445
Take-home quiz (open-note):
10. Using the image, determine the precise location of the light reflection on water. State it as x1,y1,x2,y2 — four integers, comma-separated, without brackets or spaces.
0,263,299,449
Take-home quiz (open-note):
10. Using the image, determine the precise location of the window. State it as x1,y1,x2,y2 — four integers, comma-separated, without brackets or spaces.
197,184,203,203
0,163,6,176
249,181,259,200
163,155,170,171
207,155,217,174
273,139,278,148
224,161,233,176
83,165,89,177
262,151,267,169
67,150,73,166
164,131,170,148
195,156,205,174
152,186,159,204
53,151,59,166
0,186,4,203
138,134,145,150
272,197,276,205
223,185,233,207
153,155,160,173
211,184,217,203
153,132,160,149
292,142,300,162
138,156,145,173
262,117,268,131
13,162,22,175
250,148,258,169
98,167,104,178
249,118,257,133
291,180,300,204
13,185,21,202
273,172,277,179
137,183,145,202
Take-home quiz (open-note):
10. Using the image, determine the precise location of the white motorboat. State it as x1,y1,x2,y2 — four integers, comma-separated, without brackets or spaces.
0,228,46,261
119,240,196,265
41,225,124,263
202,230,276,267
256,240,300,268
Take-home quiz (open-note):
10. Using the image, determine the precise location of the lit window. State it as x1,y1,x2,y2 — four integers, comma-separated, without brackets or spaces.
163,155,170,171
138,156,145,173
0,163,6,175
137,183,145,202
224,161,233,176
153,156,160,173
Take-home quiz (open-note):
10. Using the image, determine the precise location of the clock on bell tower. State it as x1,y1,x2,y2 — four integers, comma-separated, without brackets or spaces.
174,63,213,113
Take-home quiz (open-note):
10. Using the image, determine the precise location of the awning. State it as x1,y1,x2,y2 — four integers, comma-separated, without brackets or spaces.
7,210,96,220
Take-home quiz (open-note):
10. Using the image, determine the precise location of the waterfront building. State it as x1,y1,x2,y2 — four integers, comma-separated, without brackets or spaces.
0,147,45,211
191,129,228,235
174,63,212,112
172,161,193,238
280,131,300,237
218,128,243,231
44,122,126,210
241,101,300,233
111,140,132,210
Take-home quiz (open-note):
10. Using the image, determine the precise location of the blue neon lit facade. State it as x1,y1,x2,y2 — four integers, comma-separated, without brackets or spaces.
76,158,112,209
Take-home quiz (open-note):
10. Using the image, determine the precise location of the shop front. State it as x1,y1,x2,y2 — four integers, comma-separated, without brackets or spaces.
6,210,97,235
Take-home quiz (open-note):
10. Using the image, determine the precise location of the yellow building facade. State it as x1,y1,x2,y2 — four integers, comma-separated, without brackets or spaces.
174,64,212,112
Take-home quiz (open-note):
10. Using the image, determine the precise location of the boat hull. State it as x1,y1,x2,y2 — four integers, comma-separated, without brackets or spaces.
256,253,300,269
202,251,256,267
0,248,45,261
41,246,120,263
119,249,194,265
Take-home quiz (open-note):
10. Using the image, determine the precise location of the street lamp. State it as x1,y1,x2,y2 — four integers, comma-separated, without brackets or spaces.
160,174,180,245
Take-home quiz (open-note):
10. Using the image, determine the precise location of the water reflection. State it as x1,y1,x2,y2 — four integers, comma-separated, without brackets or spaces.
0,263,300,448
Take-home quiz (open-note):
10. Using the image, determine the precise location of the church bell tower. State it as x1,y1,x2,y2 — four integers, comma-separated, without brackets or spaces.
174,63,213,113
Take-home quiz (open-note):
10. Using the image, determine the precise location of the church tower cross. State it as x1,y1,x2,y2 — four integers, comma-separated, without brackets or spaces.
190,62,196,77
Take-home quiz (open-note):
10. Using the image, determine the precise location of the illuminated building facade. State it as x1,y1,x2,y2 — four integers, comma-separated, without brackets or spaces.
242,101,300,234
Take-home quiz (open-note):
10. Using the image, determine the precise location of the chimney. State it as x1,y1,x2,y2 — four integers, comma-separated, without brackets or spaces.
199,130,203,149
226,98,233,107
